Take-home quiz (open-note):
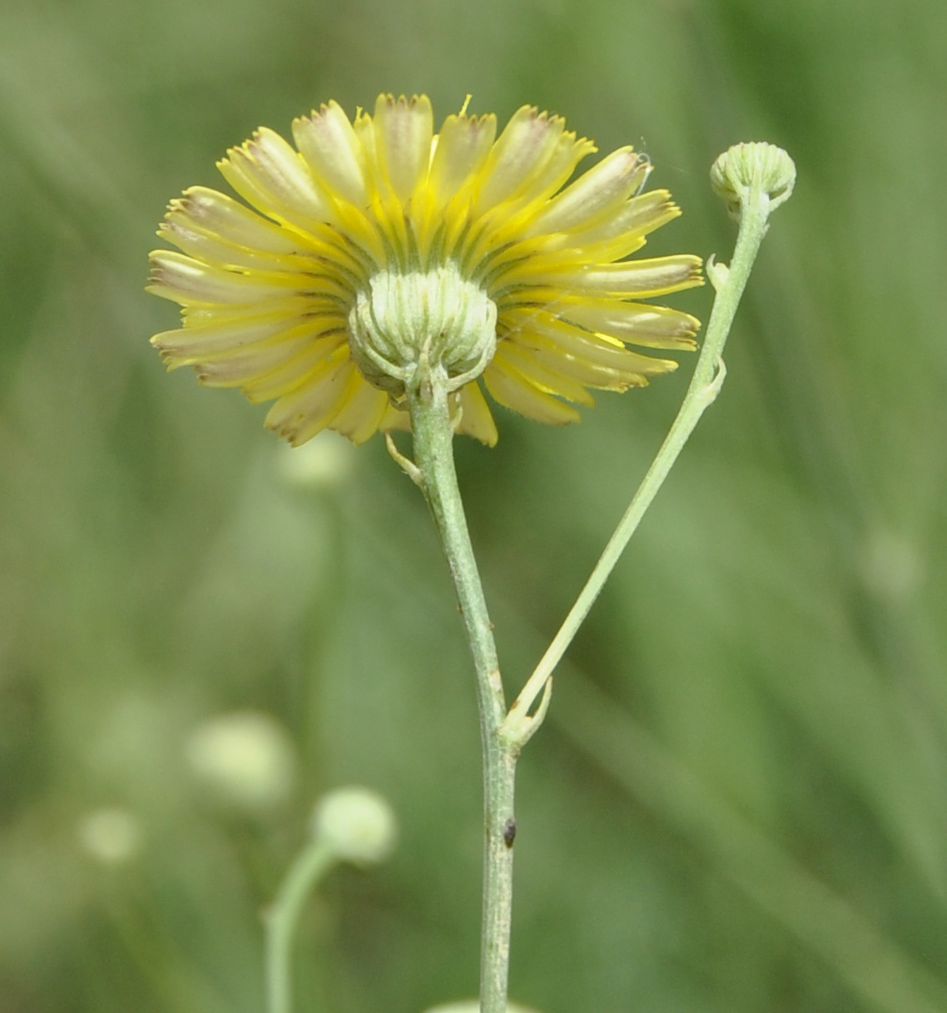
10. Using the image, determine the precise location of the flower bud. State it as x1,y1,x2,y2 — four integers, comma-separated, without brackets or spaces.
711,142,796,218
348,263,497,395
311,787,397,865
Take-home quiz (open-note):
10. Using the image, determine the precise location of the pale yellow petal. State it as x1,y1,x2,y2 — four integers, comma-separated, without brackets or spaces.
218,128,333,229
147,251,310,306
493,343,595,405
352,109,378,193
373,94,433,203
428,112,497,207
528,345,653,390
536,255,704,298
330,373,389,443
292,102,369,207
526,148,649,236
288,360,360,446
483,360,581,425
455,381,498,446
169,187,305,254
264,351,353,445
158,217,321,274
457,135,596,271
379,402,411,433
561,301,701,350
152,313,342,364
244,333,349,402
194,332,326,388
473,107,565,213
568,190,680,248
182,295,321,327
507,307,685,370
520,131,597,207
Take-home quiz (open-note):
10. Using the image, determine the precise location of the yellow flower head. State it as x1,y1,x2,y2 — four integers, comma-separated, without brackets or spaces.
148,94,702,447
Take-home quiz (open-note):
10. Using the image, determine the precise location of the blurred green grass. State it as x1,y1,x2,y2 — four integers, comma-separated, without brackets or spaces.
2,0,946,1010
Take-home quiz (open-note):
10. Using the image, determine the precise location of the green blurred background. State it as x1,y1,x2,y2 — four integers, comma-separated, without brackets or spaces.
2,0,946,1010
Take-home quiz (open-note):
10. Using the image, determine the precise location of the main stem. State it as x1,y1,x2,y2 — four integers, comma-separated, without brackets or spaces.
408,375,516,1013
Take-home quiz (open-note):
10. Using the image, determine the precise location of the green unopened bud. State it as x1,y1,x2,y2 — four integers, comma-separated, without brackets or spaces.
312,787,397,865
711,142,796,219
348,263,497,396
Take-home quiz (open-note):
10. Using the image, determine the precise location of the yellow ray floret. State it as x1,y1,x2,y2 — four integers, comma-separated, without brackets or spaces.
147,93,703,447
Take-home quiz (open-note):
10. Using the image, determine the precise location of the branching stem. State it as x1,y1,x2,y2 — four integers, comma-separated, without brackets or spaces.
506,189,774,728
401,145,793,1010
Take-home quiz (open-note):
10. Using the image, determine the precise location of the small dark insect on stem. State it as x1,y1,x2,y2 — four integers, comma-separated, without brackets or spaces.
503,818,517,848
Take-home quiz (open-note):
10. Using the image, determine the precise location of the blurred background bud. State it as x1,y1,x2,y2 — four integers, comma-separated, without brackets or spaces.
312,787,397,865
185,711,296,813
277,432,356,490
76,807,142,865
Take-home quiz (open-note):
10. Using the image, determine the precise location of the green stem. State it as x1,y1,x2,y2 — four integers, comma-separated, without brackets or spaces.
508,190,773,724
264,840,336,1013
407,372,515,1013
